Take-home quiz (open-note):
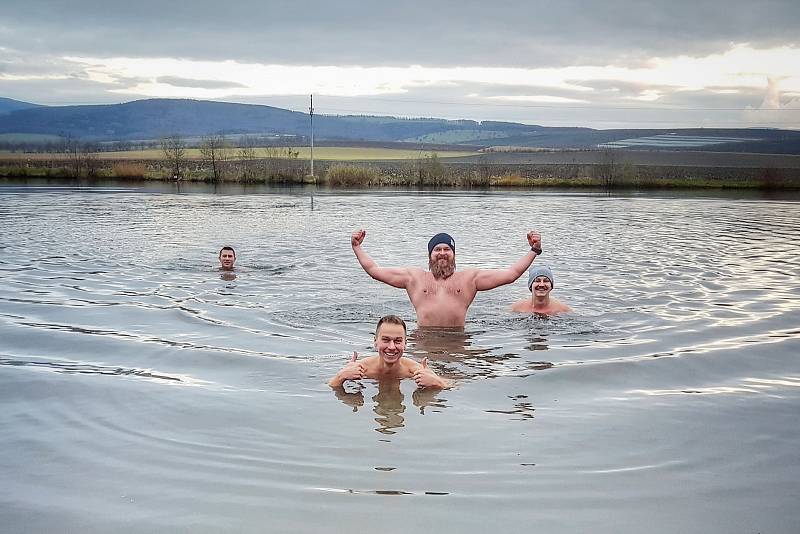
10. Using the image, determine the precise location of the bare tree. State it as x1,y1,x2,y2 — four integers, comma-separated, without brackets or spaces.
417,152,445,186
200,134,231,182
61,134,85,177
263,145,301,181
237,135,259,180
83,143,100,178
593,147,620,189
58,135,101,178
160,134,187,180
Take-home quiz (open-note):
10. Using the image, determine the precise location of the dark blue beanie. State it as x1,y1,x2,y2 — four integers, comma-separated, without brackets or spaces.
428,233,455,256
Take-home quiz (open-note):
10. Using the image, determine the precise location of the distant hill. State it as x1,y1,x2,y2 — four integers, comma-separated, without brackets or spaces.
0,98,510,143
0,99,310,141
0,97,41,115
0,97,797,154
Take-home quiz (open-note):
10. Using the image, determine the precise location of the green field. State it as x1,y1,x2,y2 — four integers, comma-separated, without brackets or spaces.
0,147,477,161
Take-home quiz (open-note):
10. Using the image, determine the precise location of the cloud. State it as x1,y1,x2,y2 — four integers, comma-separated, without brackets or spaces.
0,48,83,78
155,76,247,89
565,79,674,97
2,1,799,68
1,2,799,128
486,95,590,104
58,45,800,99
0,76,142,105
742,78,800,127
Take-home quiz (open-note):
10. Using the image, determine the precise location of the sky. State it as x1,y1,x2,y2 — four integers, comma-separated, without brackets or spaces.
1,0,799,129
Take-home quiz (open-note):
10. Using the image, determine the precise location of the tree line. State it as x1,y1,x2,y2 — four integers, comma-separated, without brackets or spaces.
161,134,303,181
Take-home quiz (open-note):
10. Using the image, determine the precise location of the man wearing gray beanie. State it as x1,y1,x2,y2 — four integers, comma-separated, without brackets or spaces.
512,264,572,315
350,227,542,327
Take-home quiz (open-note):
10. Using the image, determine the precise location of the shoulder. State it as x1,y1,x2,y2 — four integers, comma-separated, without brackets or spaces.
511,299,531,312
453,268,481,283
400,356,421,368
553,299,572,313
399,357,422,373
403,267,428,287
360,355,380,368
405,266,427,279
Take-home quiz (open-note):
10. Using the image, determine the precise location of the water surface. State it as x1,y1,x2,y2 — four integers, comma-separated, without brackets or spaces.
1,182,799,533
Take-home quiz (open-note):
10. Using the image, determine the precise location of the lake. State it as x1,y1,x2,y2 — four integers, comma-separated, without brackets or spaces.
1,181,799,533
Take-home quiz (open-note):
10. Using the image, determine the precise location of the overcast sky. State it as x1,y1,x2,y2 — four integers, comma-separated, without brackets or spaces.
1,0,799,128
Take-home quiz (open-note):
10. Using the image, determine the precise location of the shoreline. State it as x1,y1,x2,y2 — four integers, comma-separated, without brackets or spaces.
2,152,799,190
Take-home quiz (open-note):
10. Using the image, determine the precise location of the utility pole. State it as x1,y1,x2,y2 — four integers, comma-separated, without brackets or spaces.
309,94,314,178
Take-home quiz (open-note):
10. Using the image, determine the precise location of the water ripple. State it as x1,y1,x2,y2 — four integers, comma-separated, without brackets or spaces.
0,355,196,384
3,187,800,533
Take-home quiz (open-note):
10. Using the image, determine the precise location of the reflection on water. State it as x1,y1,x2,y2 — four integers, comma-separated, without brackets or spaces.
1,184,800,533
408,327,477,357
332,382,366,412
485,394,537,421
408,326,554,380
372,380,406,434
526,336,550,351
332,379,448,434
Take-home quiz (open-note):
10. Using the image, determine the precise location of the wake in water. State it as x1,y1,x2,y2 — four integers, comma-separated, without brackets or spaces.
0,355,191,384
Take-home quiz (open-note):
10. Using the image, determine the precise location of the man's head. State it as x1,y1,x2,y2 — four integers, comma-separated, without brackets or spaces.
219,246,236,270
427,233,456,279
374,315,407,365
528,265,554,295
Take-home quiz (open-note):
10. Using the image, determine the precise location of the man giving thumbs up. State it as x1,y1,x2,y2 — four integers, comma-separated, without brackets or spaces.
329,315,450,389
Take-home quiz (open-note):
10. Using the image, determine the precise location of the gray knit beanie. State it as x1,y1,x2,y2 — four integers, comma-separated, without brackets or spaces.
527,265,554,290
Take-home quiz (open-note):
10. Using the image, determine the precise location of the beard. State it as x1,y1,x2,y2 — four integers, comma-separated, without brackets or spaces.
429,256,456,279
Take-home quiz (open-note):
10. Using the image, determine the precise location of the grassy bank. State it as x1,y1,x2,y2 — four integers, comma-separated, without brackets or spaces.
1,154,799,189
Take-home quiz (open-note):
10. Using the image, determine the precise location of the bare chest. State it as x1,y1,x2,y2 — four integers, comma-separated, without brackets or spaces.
411,273,475,302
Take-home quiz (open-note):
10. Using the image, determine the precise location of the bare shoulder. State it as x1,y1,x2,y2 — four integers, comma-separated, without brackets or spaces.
553,299,573,313
399,357,421,375
453,268,481,283
511,299,531,312
360,355,381,374
405,266,428,278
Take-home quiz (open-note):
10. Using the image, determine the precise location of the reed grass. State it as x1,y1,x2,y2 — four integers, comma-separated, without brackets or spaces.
111,162,147,179
325,164,382,186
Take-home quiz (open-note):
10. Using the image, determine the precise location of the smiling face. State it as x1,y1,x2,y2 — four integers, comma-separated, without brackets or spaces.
428,243,455,279
374,322,407,366
219,247,236,270
531,275,552,297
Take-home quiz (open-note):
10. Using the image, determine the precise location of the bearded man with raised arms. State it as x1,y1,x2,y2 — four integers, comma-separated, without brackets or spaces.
351,229,542,328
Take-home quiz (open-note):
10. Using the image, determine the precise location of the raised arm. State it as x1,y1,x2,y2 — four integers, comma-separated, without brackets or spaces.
329,351,366,388
474,231,541,291
351,229,414,289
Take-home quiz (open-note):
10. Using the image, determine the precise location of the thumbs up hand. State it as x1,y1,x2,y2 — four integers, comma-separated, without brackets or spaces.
340,351,366,381
413,357,445,389
329,351,368,388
